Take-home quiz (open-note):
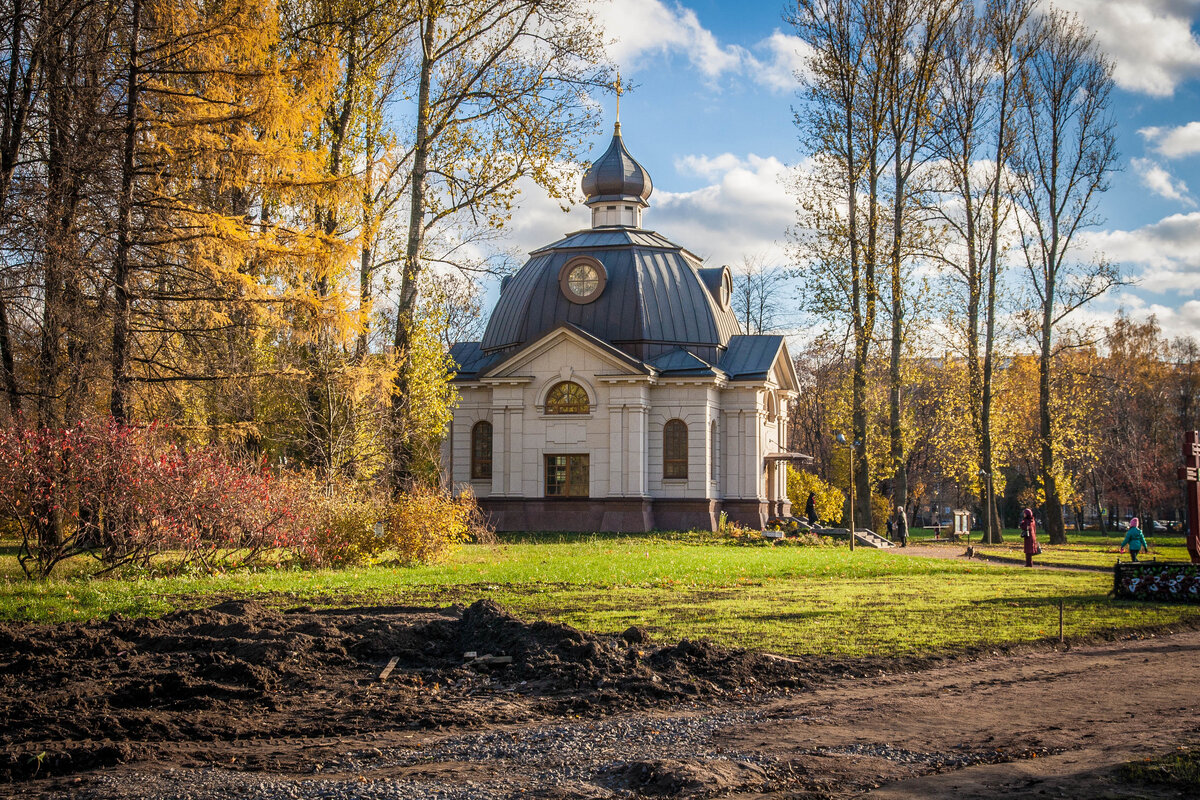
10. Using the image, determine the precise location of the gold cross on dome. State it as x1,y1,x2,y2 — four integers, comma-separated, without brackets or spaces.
615,71,623,127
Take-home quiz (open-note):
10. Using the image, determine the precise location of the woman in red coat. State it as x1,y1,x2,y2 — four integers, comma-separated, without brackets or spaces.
1020,507,1039,567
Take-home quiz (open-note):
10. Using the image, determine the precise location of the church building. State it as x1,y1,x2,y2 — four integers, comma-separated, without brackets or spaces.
445,121,801,532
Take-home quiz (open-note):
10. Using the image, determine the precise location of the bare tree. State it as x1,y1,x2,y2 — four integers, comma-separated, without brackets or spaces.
1011,7,1118,544
879,0,953,518
930,0,1035,543
390,0,611,486
790,0,888,528
732,255,790,335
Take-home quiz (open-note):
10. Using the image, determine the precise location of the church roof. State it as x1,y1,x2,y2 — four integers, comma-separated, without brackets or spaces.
448,341,500,380
647,347,724,377
479,229,741,360
580,124,653,205
718,335,790,381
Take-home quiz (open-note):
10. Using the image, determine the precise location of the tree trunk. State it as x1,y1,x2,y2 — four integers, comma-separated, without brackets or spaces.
0,0,39,417
110,0,140,423
0,298,19,416
888,161,906,517
1039,309,1066,544
391,9,436,490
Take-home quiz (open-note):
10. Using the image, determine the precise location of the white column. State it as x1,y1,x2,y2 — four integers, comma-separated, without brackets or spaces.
609,405,625,497
490,405,507,495
507,406,524,496
628,401,648,496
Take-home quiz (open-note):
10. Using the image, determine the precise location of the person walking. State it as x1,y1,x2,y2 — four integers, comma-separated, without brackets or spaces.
893,506,909,547
1119,517,1151,562
805,492,817,526
1020,507,1039,567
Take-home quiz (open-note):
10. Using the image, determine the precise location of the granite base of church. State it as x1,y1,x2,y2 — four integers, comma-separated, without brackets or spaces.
478,497,789,533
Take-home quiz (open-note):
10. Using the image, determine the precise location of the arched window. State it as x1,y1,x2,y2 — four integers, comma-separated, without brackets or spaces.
545,381,590,414
710,420,718,483
664,419,688,479
471,421,492,480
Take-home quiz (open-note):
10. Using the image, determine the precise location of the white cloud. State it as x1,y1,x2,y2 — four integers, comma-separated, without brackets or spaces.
595,1,807,93
1140,121,1200,158
1085,297,1200,342
654,153,797,266
596,0,746,79
1081,211,1200,292
1131,157,1195,205
1053,0,1200,96
503,151,797,271
746,31,813,93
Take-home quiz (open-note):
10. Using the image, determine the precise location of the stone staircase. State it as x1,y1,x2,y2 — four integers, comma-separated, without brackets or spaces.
812,526,895,548
852,529,895,549
768,518,897,549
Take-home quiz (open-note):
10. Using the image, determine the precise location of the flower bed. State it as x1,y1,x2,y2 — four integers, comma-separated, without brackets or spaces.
1113,562,1200,603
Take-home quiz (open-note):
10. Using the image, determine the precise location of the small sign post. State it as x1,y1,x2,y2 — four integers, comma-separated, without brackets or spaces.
953,509,971,544
1179,431,1200,564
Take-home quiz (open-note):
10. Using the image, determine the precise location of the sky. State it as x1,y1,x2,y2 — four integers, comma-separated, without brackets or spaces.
495,0,1200,343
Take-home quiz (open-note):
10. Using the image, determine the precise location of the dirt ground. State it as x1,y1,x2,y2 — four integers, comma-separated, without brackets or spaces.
2,598,1198,798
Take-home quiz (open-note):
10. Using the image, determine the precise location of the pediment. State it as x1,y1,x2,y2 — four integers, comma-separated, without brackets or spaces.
770,341,800,393
480,324,652,381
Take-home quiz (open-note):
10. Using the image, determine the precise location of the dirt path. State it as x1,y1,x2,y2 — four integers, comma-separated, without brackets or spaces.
722,629,1200,798
5,603,1198,798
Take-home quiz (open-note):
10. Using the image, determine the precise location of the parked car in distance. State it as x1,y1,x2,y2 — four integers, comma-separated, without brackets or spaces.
1152,520,1167,532
1116,520,1129,531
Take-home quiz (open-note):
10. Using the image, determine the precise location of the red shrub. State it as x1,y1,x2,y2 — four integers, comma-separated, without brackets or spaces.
0,418,310,578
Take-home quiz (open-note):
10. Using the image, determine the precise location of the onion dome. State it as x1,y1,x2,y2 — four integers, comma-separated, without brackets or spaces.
581,123,653,206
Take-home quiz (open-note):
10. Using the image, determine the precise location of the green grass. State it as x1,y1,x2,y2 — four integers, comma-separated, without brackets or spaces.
1118,746,1200,790
3,532,1198,658
973,530,1194,568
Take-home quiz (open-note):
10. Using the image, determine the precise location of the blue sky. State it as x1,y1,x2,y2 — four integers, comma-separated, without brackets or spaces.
498,0,1200,341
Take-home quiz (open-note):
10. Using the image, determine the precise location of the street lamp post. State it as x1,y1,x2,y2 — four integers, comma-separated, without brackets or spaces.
979,469,992,546
836,431,855,552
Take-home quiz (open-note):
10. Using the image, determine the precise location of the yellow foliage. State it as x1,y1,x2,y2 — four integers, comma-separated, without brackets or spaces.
786,467,844,524
385,485,490,566
303,482,391,567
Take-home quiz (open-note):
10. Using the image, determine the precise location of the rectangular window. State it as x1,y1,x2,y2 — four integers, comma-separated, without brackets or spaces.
545,454,589,497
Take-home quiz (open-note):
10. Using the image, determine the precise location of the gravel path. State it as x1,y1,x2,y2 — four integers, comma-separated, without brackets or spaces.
16,628,1200,799
73,707,787,800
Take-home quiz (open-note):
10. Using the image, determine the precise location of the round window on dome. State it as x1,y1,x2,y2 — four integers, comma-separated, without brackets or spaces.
720,267,732,309
558,257,607,304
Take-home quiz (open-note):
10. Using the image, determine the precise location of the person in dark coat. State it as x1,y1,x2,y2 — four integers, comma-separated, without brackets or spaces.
1020,507,1039,567
805,492,817,525
893,506,909,547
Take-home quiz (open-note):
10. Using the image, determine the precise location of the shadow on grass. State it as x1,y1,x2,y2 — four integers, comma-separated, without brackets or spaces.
974,594,1125,608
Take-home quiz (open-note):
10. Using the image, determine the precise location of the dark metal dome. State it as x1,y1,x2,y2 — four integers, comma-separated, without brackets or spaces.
479,228,740,364
580,123,653,205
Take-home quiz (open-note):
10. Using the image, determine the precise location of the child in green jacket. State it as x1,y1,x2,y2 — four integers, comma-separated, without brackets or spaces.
1119,518,1151,562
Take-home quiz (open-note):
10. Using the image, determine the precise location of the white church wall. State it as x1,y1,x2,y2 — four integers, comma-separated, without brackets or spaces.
452,385,494,497
647,382,717,499
488,336,653,501
601,381,651,497
721,385,767,501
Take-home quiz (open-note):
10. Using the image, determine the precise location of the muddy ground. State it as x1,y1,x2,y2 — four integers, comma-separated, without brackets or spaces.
1,598,1198,798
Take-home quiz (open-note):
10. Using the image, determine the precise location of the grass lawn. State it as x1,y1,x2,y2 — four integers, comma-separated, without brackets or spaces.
3,531,1198,658
971,529,1194,568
